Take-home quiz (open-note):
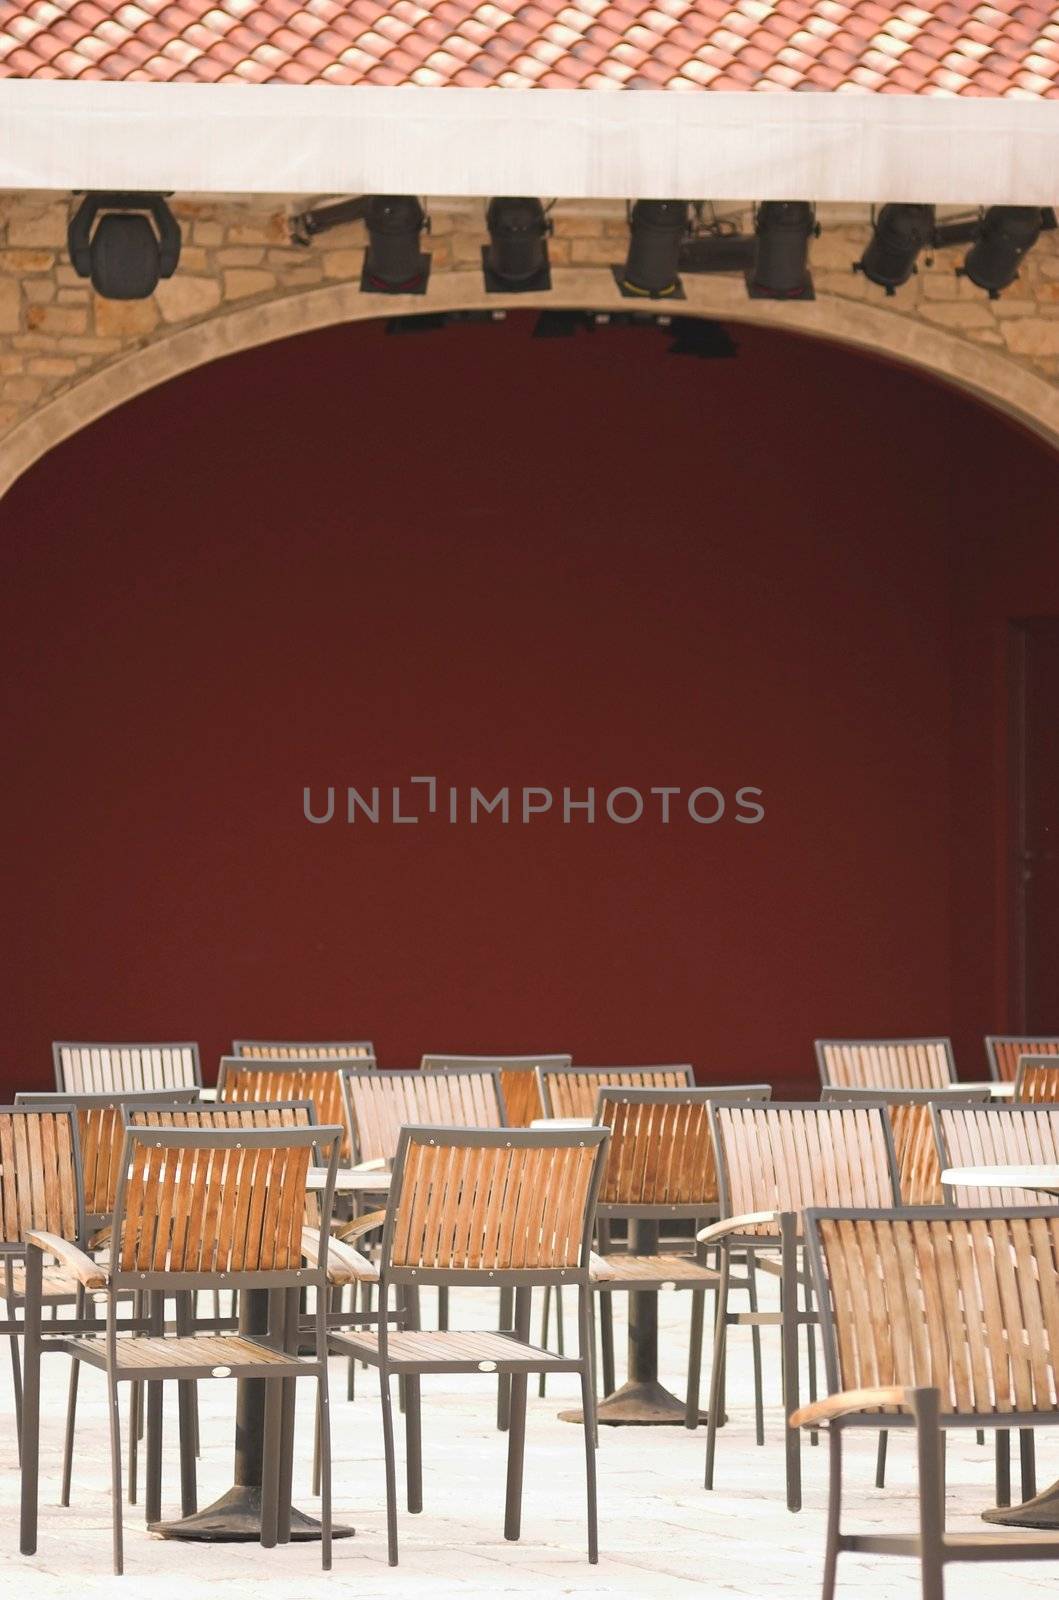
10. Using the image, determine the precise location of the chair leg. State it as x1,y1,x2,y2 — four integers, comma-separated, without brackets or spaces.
822,1426,843,1600
599,1297,616,1398
995,1429,1012,1507
380,1369,400,1566
578,1287,599,1565
1019,1429,1037,1502
802,1269,818,1447
504,1288,532,1541
780,1219,802,1514
704,1246,730,1490
537,1286,551,1399
403,1287,423,1514
437,1285,449,1331
127,1291,142,1505
9,1332,23,1465
747,1249,764,1447
318,1372,333,1571
685,1289,704,1429
18,1256,42,1557
497,1287,513,1431
144,1294,165,1526
277,1290,300,1544
176,1294,198,1517
875,1431,888,1489
912,1389,945,1600
260,1377,284,1551
61,1356,80,1506
107,1375,124,1575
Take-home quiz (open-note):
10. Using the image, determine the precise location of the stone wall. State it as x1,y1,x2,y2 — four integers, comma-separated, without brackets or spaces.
1,191,1057,450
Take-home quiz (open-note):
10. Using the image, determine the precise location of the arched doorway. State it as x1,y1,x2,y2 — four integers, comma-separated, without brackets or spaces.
2,310,1058,1092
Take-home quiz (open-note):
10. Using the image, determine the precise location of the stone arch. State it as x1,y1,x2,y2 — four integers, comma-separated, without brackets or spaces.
2,265,1057,498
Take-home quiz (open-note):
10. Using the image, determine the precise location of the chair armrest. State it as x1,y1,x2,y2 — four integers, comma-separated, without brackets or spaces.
696,1211,778,1244
26,1231,109,1290
334,1209,388,1245
589,1251,616,1282
790,1386,912,1428
302,1227,379,1285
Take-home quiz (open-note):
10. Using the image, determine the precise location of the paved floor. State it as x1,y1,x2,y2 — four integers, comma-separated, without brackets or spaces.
3,1281,1059,1599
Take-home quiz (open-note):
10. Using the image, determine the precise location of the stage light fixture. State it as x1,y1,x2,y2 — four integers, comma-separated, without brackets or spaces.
746,202,817,300
960,207,1053,298
362,196,430,295
67,193,181,300
855,204,936,294
483,198,552,292
615,201,689,299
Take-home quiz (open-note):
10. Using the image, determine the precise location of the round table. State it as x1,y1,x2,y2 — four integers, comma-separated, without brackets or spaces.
153,1167,389,1542
940,1163,1059,1530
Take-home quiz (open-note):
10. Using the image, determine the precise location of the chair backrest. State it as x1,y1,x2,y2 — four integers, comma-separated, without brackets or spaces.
342,1066,507,1165
126,1099,316,1131
537,1064,695,1121
820,1085,992,1206
985,1035,1059,1084
805,1205,1059,1420
815,1038,955,1091
380,1124,610,1286
15,1089,200,1227
1014,1055,1059,1103
710,1102,899,1236
217,1057,353,1157
53,1040,202,1093
233,1039,375,1062
595,1085,771,1214
111,1123,341,1286
0,1105,84,1253
421,1054,572,1127
932,1102,1059,1207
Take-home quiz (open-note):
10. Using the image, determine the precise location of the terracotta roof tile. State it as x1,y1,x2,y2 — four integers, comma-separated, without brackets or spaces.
1,0,1057,90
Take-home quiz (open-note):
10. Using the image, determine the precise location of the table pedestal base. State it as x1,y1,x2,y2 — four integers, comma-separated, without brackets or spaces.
560,1378,709,1427
150,1484,355,1542
982,1480,1059,1531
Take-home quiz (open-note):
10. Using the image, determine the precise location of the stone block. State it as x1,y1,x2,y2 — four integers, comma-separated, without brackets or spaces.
155,276,223,322
322,249,365,280
27,303,88,335
94,297,160,337
0,249,54,274
7,204,68,247
1001,318,1059,355
223,269,276,300
0,276,20,333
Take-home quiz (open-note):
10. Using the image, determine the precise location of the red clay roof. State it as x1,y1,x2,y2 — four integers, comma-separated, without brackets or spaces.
0,0,1056,95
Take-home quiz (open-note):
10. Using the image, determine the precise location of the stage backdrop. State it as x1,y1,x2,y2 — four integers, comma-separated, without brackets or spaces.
2,311,1058,1094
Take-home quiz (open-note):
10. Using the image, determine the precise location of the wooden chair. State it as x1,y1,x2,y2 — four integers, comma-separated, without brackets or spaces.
330,1124,611,1566
341,1065,507,1166
932,1101,1059,1210
985,1034,1059,1084
421,1054,572,1127
819,1086,992,1206
14,1089,201,1507
233,1039,375,1061
1013,1054,1059,1102
815,1038,956,1091
536,1064,695,1121
18,1122,345,1574
217,1057,356,1161
591,1085,771,1429
0,1106,88,1467
699,1101,899,1511
932,1100,1059,1505
53,1041,202,1093
794,1206,1059,1600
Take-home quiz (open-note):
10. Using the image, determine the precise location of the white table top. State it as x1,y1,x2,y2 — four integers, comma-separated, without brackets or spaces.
530,1117,596,1129
959,1081,1016,1098
306,1167,391,1193
941,1165,1059,1195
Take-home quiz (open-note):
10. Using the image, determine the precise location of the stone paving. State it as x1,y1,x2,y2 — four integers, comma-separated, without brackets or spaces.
3,1280,1059,1599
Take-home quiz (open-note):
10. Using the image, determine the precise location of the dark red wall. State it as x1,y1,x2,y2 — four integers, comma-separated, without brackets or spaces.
2,312,1057,1093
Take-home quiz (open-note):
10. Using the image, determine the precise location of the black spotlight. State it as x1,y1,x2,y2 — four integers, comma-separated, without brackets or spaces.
615,201,689,299
483,198,551,292
746,202,817,300
960,207,1050,298
67,193,181,300
855,204,936,294
361,196,430,295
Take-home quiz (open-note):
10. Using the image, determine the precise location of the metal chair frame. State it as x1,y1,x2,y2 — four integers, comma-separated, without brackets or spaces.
53,1041,203,1093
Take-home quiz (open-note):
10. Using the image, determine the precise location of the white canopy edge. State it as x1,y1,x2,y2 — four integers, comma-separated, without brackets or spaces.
0,79,1057,204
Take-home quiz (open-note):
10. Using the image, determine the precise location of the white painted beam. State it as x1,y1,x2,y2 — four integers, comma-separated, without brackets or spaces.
0,81,1057,205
